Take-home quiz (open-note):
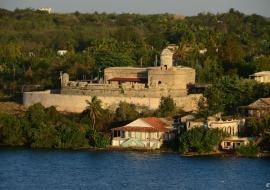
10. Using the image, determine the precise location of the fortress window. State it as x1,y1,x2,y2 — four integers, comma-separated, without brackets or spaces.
158,81,162,85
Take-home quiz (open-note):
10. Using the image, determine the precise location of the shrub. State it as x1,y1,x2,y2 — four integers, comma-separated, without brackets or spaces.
179,127,225,153
235,144,259,157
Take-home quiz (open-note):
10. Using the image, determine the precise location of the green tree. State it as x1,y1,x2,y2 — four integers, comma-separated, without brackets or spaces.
179,127,225,153
56,122,89,149
115,102,139,122
0,113,24,146
158,96,177,117
84,96,103,131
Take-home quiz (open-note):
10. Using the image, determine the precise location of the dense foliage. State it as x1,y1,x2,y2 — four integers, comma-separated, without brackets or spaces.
1,8,270,97
235,144,259,157
0,97,167,149
0,103,111,148
179,127,226,153
198,76,270,116
157,96,178,117
243,116,270,151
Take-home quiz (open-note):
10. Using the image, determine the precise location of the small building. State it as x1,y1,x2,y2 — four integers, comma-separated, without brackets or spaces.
199,48,207,54
240,98,270,118
57,50,68,56
111,117,176,149
38,7,52,14
183,115,246,137
221,137,250,150
249,71,270,83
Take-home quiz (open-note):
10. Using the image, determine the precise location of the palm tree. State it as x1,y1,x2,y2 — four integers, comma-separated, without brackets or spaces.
85,96,103,131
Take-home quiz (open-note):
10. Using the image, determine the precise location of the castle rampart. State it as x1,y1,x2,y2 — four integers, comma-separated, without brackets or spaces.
23,45,202,113
23,90,202,113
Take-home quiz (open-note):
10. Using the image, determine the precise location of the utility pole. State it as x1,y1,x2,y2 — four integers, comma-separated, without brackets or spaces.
155,54,158,67
140,58,143,68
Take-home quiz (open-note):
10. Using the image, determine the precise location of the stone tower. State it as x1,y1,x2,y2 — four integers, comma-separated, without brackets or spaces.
160,48,174,69
60,72,69,87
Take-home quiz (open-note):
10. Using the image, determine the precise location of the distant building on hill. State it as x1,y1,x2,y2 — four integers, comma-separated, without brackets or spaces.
57,50,68,56
111,117,176,149
249,71,270,83
38,7,52,14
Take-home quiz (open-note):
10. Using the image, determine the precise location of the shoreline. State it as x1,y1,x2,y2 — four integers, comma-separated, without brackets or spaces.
2,144,270,158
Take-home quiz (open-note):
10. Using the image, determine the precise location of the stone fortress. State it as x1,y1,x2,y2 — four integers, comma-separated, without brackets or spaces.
61,45,195,97
23,45,202,112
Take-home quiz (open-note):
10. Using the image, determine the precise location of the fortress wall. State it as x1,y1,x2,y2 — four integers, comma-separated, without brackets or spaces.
61,87,187,98
23,91,202,113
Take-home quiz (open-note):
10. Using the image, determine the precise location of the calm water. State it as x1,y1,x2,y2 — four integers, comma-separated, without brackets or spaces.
0,148,269,190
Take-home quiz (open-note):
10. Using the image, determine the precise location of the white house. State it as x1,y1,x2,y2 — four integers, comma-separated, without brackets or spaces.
199,48,207,54
57,50,68,56
111,117,176,149
182,115,249,150
38,7,52,14
207,119,245,137
221,136,250,150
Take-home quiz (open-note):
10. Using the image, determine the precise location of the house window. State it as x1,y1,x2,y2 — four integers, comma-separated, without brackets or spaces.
120,131,125,138
128,131,131,138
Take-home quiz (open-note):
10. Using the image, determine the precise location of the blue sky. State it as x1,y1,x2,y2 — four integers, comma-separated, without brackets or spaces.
0,0,270,17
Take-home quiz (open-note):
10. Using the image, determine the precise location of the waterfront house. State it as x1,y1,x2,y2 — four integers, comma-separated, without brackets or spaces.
207,118,245,136
184,115,245,136
240,98,270,118
111,117,176,149
221,137,250,150
207,118,248,150
181,114,249,150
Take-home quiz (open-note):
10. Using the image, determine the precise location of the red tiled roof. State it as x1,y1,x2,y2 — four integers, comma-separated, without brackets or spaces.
111,126,169,132
112,117,174,132
143,117,168,130
108,77,147,83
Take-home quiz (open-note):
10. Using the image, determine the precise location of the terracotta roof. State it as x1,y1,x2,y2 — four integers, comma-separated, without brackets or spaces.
108,77,147,83
143,117,168,130
112,117,174,132
111,126,170,132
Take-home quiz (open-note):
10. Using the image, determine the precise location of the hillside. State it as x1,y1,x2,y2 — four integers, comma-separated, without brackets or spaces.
0,8,270,96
